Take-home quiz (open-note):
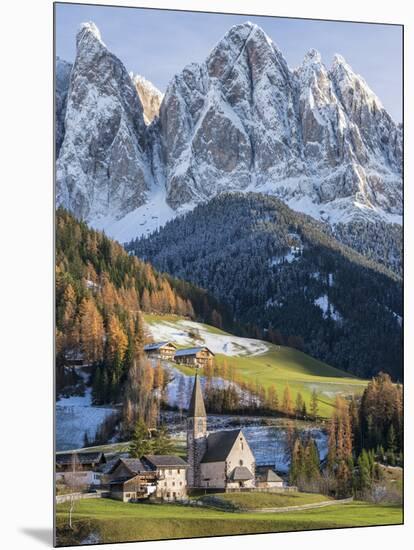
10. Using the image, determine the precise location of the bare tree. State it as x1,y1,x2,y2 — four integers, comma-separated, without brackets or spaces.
65,453,86,530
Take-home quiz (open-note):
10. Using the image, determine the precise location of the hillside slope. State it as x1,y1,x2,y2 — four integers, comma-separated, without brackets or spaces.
129,193,402,380
144,314,367,417
56,208,230,399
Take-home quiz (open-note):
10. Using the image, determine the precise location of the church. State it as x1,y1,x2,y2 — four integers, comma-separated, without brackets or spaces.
186,374,256,489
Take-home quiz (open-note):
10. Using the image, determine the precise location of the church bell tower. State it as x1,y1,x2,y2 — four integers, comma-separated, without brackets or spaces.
186,374,207,487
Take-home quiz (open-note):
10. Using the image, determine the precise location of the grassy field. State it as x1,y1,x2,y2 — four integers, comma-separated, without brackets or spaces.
144,313,367,418
201,491,332,510
56,498,402,545
214,350,366,418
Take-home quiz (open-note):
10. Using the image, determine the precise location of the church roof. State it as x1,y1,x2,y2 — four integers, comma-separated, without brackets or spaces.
187,374,206,417
229,466,254,481
200,429,242,463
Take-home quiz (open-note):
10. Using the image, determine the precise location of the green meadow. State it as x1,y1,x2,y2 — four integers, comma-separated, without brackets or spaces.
56,498,402,545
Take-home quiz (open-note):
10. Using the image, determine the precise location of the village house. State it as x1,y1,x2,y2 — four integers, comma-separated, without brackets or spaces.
255,466,284,489
186,375,256,489
174,346,215,369
144,341,177,361
107,455,188,502
55,451,106,488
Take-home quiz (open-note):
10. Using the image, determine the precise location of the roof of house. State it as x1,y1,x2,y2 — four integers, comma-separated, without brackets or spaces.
144,341,176,351
56,451,106,466
142,455,188,469
229,466,254,481
187,374,207,417
201,429,242,463
174,346,215,357
107,458,147,475
256,467,283,482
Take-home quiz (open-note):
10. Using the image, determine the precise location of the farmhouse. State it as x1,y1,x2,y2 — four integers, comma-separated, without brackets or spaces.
55,451,106,487
175,346,215,368
107,455,188,502
187,375,255,489
144,341,177,360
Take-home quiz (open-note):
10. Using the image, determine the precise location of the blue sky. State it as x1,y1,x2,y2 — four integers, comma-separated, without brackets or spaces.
55,3,402,122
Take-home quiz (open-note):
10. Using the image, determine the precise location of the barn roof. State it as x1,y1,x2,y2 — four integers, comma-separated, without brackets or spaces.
256,467,283,482
144,341,176,351
56,451,106,466
229,466,254,481
107,458,147,475
174,346,215,357
142,455,188,469
201,429,242,463
187,374,206,417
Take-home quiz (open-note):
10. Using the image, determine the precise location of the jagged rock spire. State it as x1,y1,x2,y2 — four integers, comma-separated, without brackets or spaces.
187,374,206,417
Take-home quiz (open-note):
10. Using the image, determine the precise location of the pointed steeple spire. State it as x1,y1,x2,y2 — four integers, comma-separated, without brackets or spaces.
188,374,206,417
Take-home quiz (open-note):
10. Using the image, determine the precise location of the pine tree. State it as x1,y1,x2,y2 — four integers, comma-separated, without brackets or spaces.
151,425,173,454
129,419,152,458
387,424,396,453
79,297,104,364
310,390,319,419
282,384,293,416
295,392,304,418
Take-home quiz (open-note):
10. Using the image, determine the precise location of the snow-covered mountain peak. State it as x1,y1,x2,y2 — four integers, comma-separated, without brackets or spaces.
330,54,383,111
303,48,322,65
56,20,402,243
56,21,151,224
77,21,104,48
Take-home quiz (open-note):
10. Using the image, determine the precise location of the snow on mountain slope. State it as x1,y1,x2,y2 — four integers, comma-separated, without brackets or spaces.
55,57,72,155
92,186,187,243
56,20,402,242
56,22,152,223
158,22,402,225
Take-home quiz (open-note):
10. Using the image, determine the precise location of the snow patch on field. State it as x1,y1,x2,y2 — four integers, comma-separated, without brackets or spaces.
146,319,269,357
56,369,116,451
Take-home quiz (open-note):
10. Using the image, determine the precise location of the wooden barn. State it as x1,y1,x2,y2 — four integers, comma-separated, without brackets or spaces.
174,346,215,368
144,341,177,360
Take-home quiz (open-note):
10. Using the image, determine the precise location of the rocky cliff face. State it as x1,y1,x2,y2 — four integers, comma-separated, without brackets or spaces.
157,22,402,224
55,57,72,155
131,74,163,125
56,22,151,223
56,21,402,242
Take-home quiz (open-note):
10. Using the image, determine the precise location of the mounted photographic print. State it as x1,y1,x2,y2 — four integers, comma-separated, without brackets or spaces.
54,1,403,546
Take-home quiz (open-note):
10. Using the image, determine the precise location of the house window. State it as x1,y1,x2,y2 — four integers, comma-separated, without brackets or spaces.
239,460,243,466
172,482,175,486
177,469,181,474
164,482,167,486
179,482,182,486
